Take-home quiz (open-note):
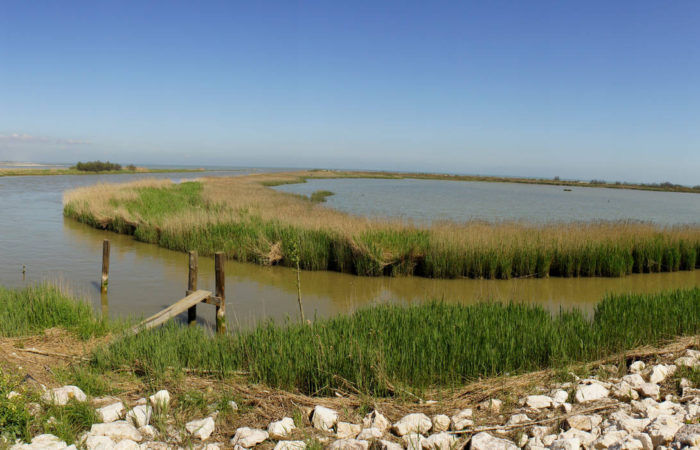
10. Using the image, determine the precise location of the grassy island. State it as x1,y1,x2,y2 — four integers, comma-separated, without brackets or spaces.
63,171,700,280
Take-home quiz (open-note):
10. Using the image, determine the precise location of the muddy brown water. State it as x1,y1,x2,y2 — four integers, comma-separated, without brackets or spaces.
1,171,698,330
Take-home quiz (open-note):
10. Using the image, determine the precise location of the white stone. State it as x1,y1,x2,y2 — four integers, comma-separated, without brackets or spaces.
559,428,596,446
41,386,87,405
566,414,602,431
362,410,390,432
610,411,650,434
113,440,139,450
629,361,645,373
11,434,69,450
274,441,307,450
312,405,339,432
268,417,296,440
97,402,125,423
470,432,518,450
431,415,450,432
401,433,424,450
336,422,361,439
84,435,115,450
648,364,675,384
90,421,143,441
450,408,473,431
125,405,152,428
230,427,269,448
550,438,580,450
646,416,682,447
148,390,170,408
612,381,639,401
505,413,531,426
524,395,553,409
477,398,502,413
356,428,382,440
374,440,403,450
621,374,646,389
228,400,239,410
392,413,432,436
593,430,628,449
138,425,156,440
422,432,456,450
186,417,215,440
674,424,700,447
328,439,369,450
575,382,609,403
637,383,660,400
552,390,569,404
630,433,653,450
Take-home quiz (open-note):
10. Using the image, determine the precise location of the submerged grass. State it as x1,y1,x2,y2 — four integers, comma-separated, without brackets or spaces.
63,172,700,279
0,284,111,339
89,288,700,396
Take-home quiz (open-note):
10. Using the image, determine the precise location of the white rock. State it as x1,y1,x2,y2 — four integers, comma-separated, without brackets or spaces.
525,395,553,409
422,432,456,450
637,383,660,400
11,434,69,450
274,441,307,450
230,427,269,448
268,417,296,440
392,413,432,436
674,356,698,368
559,428,596,446
312,405,339,432
470,432,518,450
362,410,390,432
148,390,170,408
593,430,628,449
139,443,169,450
401,433,424,450
97,402,125,423
530,426,551,440
7,391,20,399
648,364,675,384
552,390,569,404
450,408,473,430
374,440,403,450
90,421,143,441
41,386,87,405
524,437,545,450
629,360,645,373
621,374,646,388
550,438,580,450
186,417,216,440
610,411,650,434
430,415,450,433
336,422,361,439
542,434,557,446
566,414,602,431
228,400,239,410
328,439,369,450
125,405,152,428
356,428,382,440
84,435,115,450
674,423,700,447
477,398,502,413
646,416,682,447
113,440,139,450
506,413,531,426
575,382,609,403
612,381,639,401
630,433,653,450
138,425,156,440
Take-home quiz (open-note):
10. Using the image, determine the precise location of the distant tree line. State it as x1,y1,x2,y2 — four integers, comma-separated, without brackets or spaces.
72,161,137,172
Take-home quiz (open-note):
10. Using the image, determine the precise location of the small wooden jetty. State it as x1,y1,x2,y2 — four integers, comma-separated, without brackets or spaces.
97,242,227,335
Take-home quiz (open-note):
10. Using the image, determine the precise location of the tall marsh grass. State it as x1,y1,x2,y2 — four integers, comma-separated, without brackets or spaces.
63,172,700,279
90,288,700,395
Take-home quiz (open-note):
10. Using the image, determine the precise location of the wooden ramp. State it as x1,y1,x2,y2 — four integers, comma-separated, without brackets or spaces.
130,289,212,334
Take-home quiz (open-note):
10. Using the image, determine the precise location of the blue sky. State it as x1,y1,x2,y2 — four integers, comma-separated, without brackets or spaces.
1,1,699,184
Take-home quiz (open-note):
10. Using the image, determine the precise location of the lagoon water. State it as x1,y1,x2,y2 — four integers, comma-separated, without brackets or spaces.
274,178,700,226
0,171,698,330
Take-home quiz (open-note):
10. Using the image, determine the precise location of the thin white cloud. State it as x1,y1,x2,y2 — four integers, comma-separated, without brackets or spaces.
0,133,91,145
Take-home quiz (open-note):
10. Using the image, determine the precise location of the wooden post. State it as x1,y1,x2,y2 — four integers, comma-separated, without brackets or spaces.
187,251,198,326
215,252,226,334
101,239,110,293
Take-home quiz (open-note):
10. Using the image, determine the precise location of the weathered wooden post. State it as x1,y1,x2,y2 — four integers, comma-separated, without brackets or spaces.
187,251,198,326
101,239,110,293
215,252,226,334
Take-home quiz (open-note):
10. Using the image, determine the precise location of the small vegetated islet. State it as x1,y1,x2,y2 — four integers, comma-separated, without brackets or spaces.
63,173,700,280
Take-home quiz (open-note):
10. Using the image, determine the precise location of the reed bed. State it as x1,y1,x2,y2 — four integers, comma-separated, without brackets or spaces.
63,172,700,279
90,288,700,395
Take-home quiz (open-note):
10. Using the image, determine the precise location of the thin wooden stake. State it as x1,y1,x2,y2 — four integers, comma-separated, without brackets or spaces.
101,239,110,293
187,251,198,326
215,252,226,334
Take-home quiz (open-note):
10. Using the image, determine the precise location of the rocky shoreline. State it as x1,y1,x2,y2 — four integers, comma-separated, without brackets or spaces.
5,348,700,450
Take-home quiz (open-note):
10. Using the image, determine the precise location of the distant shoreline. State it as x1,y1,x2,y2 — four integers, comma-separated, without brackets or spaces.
0,167,206,177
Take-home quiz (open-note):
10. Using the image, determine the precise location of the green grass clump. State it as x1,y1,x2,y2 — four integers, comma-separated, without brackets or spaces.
0,285,110,339
309,190,335,203
0,370,31,441
89,288,700,396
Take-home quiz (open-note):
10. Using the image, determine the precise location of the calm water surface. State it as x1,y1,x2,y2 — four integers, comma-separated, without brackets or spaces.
275,178,700,225
0,173,698,330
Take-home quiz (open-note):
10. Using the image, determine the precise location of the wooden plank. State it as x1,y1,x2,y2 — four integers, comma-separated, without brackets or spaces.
215,252,226,334
131,289,211,334
187,251,198,326
101,240,110,293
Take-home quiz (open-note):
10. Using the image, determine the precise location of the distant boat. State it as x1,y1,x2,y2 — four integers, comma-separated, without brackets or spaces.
563,188,572,192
